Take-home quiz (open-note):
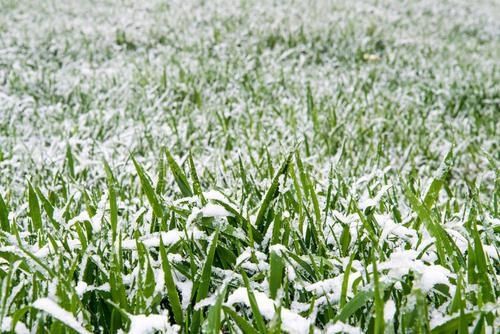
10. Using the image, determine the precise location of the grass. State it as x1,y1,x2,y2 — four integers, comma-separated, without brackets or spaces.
0,0,499,333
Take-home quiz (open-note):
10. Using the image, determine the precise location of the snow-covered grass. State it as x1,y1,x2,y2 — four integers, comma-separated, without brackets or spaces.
0,0,499,333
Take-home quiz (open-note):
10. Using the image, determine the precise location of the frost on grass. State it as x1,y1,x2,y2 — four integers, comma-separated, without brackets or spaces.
226,288,313,334
32,298,91,334
0,0,499,333
128,313,180,334
0,317,29,334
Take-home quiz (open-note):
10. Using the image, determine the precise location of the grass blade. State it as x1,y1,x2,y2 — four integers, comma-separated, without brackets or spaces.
240,270,267,334
159,238,184,325
0,192,10,232
205,284,227,333
104,160,118,242
28,182,42,232
165,148,193,197
191,228,219,333
423,149,453,209
269,248,284,299
430,313,474,334
254,153,292,232
132,157,164,218
334,290,374,322
223,306,259,334
188,151,206,205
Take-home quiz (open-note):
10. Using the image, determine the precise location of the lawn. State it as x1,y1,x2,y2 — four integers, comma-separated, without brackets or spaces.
0,0,499,333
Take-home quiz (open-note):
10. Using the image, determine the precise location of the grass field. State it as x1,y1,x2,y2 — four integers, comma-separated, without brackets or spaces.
0,0,499,333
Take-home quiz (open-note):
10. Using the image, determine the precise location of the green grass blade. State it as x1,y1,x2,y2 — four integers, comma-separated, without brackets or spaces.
104,160,118,242
191,228,219,333
430,313,474,334
269,249,284,299
33,187,60,230
188,151,206,205
0,192,10,232
132,157,164,218
306,84,319,134
334,289,374,322
340,252,355,308
254,153,292,231
159,238,184,325
28,182,42,232
165,148,193,197
205,284,227,333
471,221,495,304
423,149,453,209
240,270,267,334
65,144,75,178
223,306,259,334
372,254,384,334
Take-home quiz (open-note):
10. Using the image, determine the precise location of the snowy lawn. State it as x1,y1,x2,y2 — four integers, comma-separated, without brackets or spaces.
0,0,499,333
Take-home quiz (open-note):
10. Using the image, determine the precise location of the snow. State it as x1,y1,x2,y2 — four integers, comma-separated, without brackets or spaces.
75,281,88,297
67,204,105,232
67,211,91,226
359,184,392,210
122,228,204,249
235,248,252,266
483,244,499,260
374,214,417,244
379,250,454,293
95,283,111,292
325,321,362,334
269,243,287,256
33,238,82,258
379,250,418,279
176,279,193,310
414,265,452,292
0,316,29,334
203,190,227,202
194,293,218,310
305,276,344,296
237,249,270,273
304,272,360,298
200,203,233,217
429,309,452,329
73,281,110,298
128,313,180,334
32,298,91,334
0,0,497,332
225,288,314,334
332,210,358,225
33,244,51,258
384,299,396,322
